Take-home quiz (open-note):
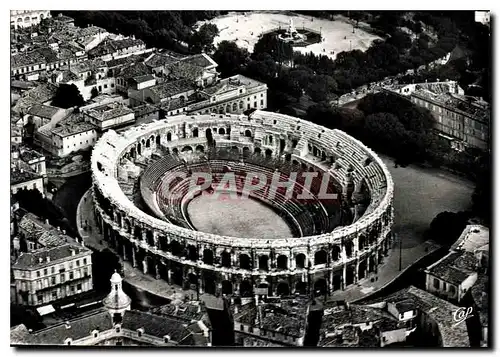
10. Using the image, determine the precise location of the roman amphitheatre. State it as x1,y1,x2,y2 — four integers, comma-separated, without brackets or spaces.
197,11,382,60
90,110,394,298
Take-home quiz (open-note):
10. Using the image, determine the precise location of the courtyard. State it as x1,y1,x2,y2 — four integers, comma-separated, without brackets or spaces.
198,12,382,60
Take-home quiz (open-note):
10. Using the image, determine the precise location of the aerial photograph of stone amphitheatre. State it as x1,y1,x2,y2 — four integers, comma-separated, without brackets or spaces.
10,9,490,349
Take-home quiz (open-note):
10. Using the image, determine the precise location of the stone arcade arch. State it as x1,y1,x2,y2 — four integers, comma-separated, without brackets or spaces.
221,251,231,268
146,230,154,246
314,250,327,265
254,147,261,155
265,149,273,158
259,255,269,272
358,260,367,280
345,240,354,258
239,254,251,270
358,234,367,251
332,274,342,291
156,135,161,145
204,273,216,295
170,240,183,257
137,143,142,155
332,246,341,261
276,281,290,296
277,255,288,270
242,147,250,157
345,265,355,286
187,245,198,261
203,249,214,265
221,280,233,295
314,279,327,297
182,146,193,153
295,281,307,295
195,144,204,153
244,129,252,137
240,280,253,297
295,253,306,269
218,128,225,135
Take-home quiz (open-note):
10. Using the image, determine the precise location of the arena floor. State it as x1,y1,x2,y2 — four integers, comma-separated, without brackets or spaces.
186,191,294,239
197,12,382,60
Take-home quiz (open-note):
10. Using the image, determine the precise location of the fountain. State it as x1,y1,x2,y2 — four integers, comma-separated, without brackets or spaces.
278,18,307,44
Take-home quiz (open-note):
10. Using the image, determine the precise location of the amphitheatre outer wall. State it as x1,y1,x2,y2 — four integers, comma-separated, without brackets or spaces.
90,110,394,298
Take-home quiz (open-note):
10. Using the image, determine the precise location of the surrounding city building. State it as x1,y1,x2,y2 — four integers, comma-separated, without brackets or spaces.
410,89,490,152
11,272,210,346
425,224,489,305
10,167,44,195
12,243,93,306
10,10,51,30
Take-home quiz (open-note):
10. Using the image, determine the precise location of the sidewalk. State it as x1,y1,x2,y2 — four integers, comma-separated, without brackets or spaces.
329,239,441,302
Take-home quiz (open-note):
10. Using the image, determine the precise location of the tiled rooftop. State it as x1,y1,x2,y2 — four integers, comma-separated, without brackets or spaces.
428,251,477,285
149,79,194,99
13,243,91,270
86,103,134,122
27,104,60,119
11,167,41,185
51,119,97,137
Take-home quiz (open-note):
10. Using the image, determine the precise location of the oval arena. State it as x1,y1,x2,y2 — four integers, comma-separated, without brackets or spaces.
91,110,394,298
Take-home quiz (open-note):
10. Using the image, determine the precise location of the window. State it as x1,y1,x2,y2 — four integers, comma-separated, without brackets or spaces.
69,272,74,280
52,291,57,300
37,294,43,303
104,84,108,89
70,285,75,293
69,262,73,269
60,274,65,283
43,268,48,276
83,258,87,265
77,283,82,290
111,83,114,88
442,282,447,291
254,102,257,108
449,285,456,294
51,267,55,274
36,271,40,277
51,277,56,285
260,100,263,106
433,278,440,289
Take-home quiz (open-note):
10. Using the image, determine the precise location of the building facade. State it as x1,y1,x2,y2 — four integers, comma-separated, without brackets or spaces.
12,243,93,306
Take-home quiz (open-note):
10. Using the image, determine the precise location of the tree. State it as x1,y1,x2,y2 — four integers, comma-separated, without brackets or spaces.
428,211,471,245
253,33,293,65
51,84,84,108
213,41,249,77
90,87,99,99
306,75,337,102
190,23,219,53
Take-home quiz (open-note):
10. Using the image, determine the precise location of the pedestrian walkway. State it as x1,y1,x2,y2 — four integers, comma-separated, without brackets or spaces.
329,239,441,302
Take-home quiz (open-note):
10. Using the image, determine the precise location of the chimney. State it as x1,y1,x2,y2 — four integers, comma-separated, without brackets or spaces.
57,226,61,231
71,249,76,256
81,240,85,247
65,321,71,329
38,257,43,263
46,256,50,263
62,229,66,235
45,219,49,225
